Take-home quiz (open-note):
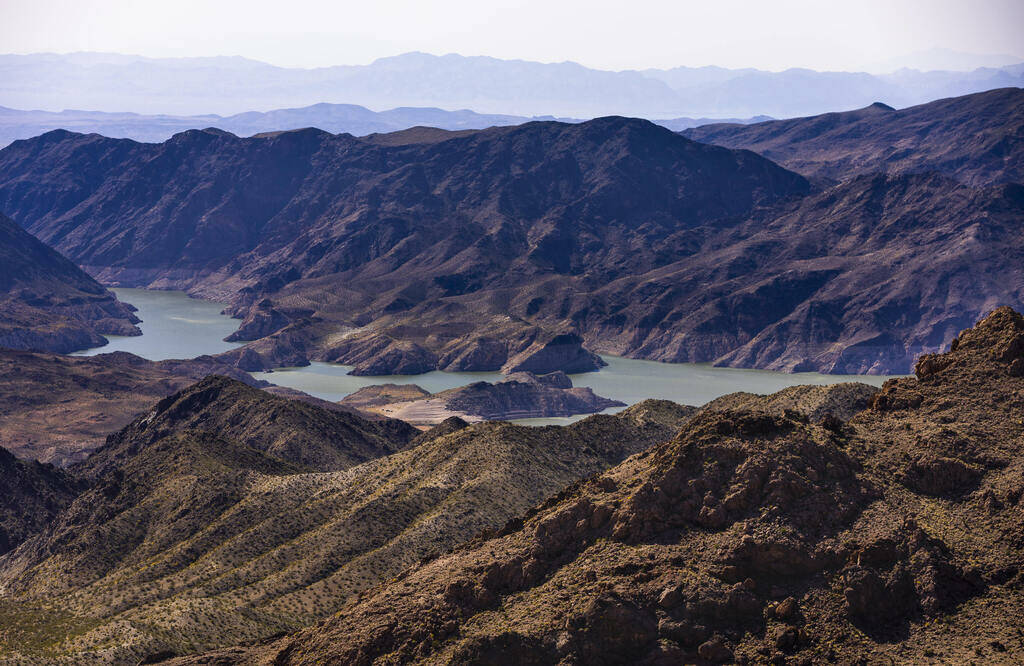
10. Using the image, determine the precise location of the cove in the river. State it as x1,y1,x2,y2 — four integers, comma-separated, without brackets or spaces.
74,288,244,360
76,289,894,424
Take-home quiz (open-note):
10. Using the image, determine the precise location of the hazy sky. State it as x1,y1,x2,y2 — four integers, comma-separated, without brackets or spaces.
2,0,1022,71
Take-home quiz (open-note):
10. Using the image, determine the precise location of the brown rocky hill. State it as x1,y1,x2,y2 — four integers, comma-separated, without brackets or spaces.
0,385,691,663
0,212,139,353
176,307,1024,665
78,375,418,478
0,349,353,466
683,87,1024,187
702,382,879,423
339,371,624,424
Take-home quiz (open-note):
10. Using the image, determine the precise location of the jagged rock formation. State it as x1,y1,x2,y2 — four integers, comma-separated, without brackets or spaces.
0,385,692,663
683,87,1024,187
340,371,624,424
0,212,139,353
170,307,1024,665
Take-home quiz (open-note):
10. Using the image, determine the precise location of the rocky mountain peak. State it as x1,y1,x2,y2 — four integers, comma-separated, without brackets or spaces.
80,375,418,479
915,306,1024,379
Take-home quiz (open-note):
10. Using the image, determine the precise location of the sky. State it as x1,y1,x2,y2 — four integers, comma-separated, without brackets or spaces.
1,0,1023,72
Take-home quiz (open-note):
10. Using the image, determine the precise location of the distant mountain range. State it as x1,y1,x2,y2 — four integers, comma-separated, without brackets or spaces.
0,102,765,148
865,47,1023,73
1,88,1020,376
1,51,1022,118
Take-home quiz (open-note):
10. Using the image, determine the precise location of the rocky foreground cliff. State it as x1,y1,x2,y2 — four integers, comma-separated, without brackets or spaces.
6,92,1020,375
163,307,1024,665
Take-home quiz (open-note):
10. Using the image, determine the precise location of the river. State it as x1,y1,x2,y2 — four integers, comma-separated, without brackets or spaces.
76,288,892,423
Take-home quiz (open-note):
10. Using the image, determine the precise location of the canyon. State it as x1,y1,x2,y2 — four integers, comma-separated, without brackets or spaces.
0,88,1021,375
0,58,1022,665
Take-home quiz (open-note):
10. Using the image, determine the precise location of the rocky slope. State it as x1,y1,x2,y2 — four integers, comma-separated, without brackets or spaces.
683,87,1024,187
0,446,83,557
0,212,139,353
340,371,624,424
170,307,1024,665
0,384,691,663
575,171,1024,374
77,376,418,478
702,382,879,423
0,349,347,466
0,118,804,292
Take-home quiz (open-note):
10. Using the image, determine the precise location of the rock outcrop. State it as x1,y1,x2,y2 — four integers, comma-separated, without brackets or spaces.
501,332,605,375
340,371,624,424
223,298,294,342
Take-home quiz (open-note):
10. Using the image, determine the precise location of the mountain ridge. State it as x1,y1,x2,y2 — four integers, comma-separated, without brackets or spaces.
683,86,1024,187
0,348,374,466
2,90,1021,375
0,115,819,374
0,379,693,662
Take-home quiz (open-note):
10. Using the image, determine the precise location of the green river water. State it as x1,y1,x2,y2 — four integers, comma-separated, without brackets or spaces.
76,288,892,425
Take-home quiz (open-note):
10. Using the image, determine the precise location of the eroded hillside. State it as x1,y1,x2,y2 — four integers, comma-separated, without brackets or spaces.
170,307,1024,665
